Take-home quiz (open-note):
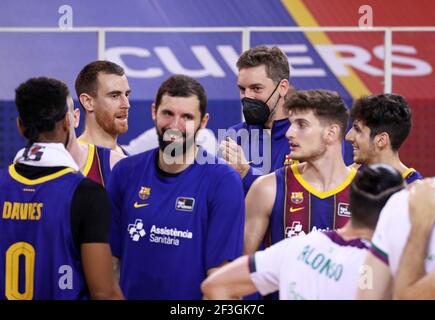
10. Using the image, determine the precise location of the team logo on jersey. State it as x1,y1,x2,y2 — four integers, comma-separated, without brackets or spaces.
175,197,195,211
291,192,304,204
138,186,151,200
24,145,44,161
337,203,351,217
127,219,146,242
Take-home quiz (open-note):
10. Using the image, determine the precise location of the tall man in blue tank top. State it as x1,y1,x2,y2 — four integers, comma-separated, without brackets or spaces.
220,46,293,195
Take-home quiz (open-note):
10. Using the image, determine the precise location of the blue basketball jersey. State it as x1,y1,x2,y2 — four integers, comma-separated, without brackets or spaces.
402,167,423,184
108,147,245,299
0,165,89,300
267,164,356,246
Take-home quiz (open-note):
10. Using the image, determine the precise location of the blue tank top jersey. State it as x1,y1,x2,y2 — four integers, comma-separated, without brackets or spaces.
0,165,88,300
266,164,356,246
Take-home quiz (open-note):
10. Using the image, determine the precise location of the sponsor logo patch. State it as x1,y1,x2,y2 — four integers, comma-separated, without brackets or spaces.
175,197,195,211
337,202,351,217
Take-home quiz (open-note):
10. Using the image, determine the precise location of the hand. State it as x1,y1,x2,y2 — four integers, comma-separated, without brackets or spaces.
408,178,435,228
219,137,251,178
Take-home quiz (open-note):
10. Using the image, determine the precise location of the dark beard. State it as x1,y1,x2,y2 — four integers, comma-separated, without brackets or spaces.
156,127,197,157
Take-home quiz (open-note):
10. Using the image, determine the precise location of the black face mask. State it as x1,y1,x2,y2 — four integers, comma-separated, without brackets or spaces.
242,81,281,125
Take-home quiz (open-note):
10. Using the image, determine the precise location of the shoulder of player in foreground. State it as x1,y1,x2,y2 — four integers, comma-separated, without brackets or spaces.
389,187,409,202
378,188,409,219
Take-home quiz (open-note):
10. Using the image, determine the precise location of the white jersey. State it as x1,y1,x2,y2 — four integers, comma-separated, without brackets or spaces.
370,189,435,275
249,230,370,300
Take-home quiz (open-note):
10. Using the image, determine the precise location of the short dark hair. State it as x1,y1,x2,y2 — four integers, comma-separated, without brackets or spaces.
350,94,412,151
284,89,349,139
15,77,69,143
236,45,289,84
75,60,125,101
155,75,207,118
350,164,404,229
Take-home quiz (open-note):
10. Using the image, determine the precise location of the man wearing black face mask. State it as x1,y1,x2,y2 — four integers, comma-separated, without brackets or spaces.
220,45,292,195
241,80,282,125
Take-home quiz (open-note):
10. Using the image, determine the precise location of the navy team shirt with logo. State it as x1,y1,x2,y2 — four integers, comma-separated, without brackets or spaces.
0,165,88,300
108,147,245,299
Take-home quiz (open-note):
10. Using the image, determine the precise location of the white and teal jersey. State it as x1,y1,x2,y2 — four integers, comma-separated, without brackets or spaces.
249,230,370,300
371,189,435,275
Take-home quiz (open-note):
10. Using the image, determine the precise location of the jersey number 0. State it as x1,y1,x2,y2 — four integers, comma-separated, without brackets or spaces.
5,242,35,300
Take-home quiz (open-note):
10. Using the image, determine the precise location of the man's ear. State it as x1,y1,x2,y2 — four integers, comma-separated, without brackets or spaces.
73,108,80,128
16,117,26,137
278,79,290,98
325,124,340,143
200,113,210,129
79,93,94,113
375,132,390,149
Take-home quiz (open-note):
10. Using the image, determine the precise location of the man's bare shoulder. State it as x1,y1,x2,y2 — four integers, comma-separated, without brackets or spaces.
250,172,277,197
